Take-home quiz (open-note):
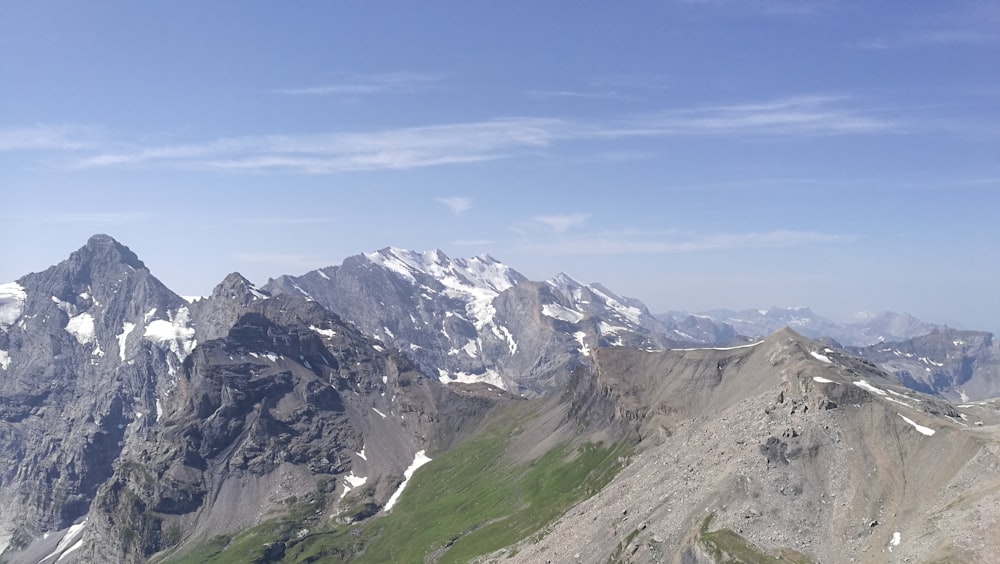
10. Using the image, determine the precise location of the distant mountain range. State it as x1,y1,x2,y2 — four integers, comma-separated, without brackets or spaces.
1,235,999,563
659,306,939,347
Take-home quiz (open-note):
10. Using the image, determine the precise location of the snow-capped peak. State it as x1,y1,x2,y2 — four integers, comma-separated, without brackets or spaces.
363,248,526,329
546,272,583,291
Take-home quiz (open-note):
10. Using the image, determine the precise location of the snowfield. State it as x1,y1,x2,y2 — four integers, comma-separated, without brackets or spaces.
384,450,432,511
144,307,197,361
0,282,26,325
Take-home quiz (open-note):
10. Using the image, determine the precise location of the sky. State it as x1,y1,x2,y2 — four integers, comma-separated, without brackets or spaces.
1,1,998,331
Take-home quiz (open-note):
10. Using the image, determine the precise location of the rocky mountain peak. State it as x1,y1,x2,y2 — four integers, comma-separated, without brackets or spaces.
210,272,269,302
77,233,147,272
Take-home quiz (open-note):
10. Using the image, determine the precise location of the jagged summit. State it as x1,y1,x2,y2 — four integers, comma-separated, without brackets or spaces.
77,233,147,271
210,272,269,301
263,247,675,394
362,247,526,293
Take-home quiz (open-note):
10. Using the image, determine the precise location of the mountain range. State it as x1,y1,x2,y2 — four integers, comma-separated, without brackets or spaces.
1,235,998,563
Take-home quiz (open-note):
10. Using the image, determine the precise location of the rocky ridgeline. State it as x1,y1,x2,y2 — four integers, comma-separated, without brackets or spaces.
0,236,507,563
3,235,1000,563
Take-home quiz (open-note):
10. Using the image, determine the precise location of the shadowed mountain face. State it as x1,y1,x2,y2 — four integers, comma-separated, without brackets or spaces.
850,327,1000,402
3,236,1000,564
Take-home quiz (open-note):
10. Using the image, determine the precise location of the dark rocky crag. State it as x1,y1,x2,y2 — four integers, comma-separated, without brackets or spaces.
0,236,507,563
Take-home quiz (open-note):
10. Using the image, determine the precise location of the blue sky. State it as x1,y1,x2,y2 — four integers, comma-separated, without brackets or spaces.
1,1,998,331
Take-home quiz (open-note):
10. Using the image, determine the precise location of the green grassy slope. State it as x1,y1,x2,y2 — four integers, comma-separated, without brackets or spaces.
163,402,631,563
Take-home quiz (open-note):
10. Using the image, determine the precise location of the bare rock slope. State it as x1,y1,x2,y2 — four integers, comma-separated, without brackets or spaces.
487,329,1000,563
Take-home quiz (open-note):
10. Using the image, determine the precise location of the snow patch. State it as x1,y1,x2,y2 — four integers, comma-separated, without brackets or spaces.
144,307,197,361
310,325,336,338
156,399,163,419
317,270,330,280
340,471,369,499
462,339,478,358
889,531,901,552
810,351,832,363
853,380,887,396
43,519,87,563
898,413,935,436
441,368,507,390
574,331,591,357
598,321,628,335
0,282,27,325
65,313,96,345
887,388,918,402
372,408,387,418
357,446,367,461
117,321,136,361
0,350,10,370
493,324,518,355
541,303,585,324
812,376,835,384
143,308,157,323
345,473,367,488
56,538,84,562
384,450,432,512
672,341,763,352
884,396,913,408
286,282,312,300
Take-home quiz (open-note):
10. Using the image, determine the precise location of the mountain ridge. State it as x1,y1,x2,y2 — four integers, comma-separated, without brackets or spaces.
3,234,1000,563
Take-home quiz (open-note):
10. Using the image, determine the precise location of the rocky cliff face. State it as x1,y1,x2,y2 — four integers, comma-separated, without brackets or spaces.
0,234,188,556
0,236,507,563
264,248,683,395
851,326,1000,402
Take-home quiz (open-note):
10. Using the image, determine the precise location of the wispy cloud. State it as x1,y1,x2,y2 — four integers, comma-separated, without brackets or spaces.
521,229,848,255
0,124,99,152
75,118,563,173
62,95,893,174
620,96,894,136
532,213,591,233
274,71,444,96
437,196,473,215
